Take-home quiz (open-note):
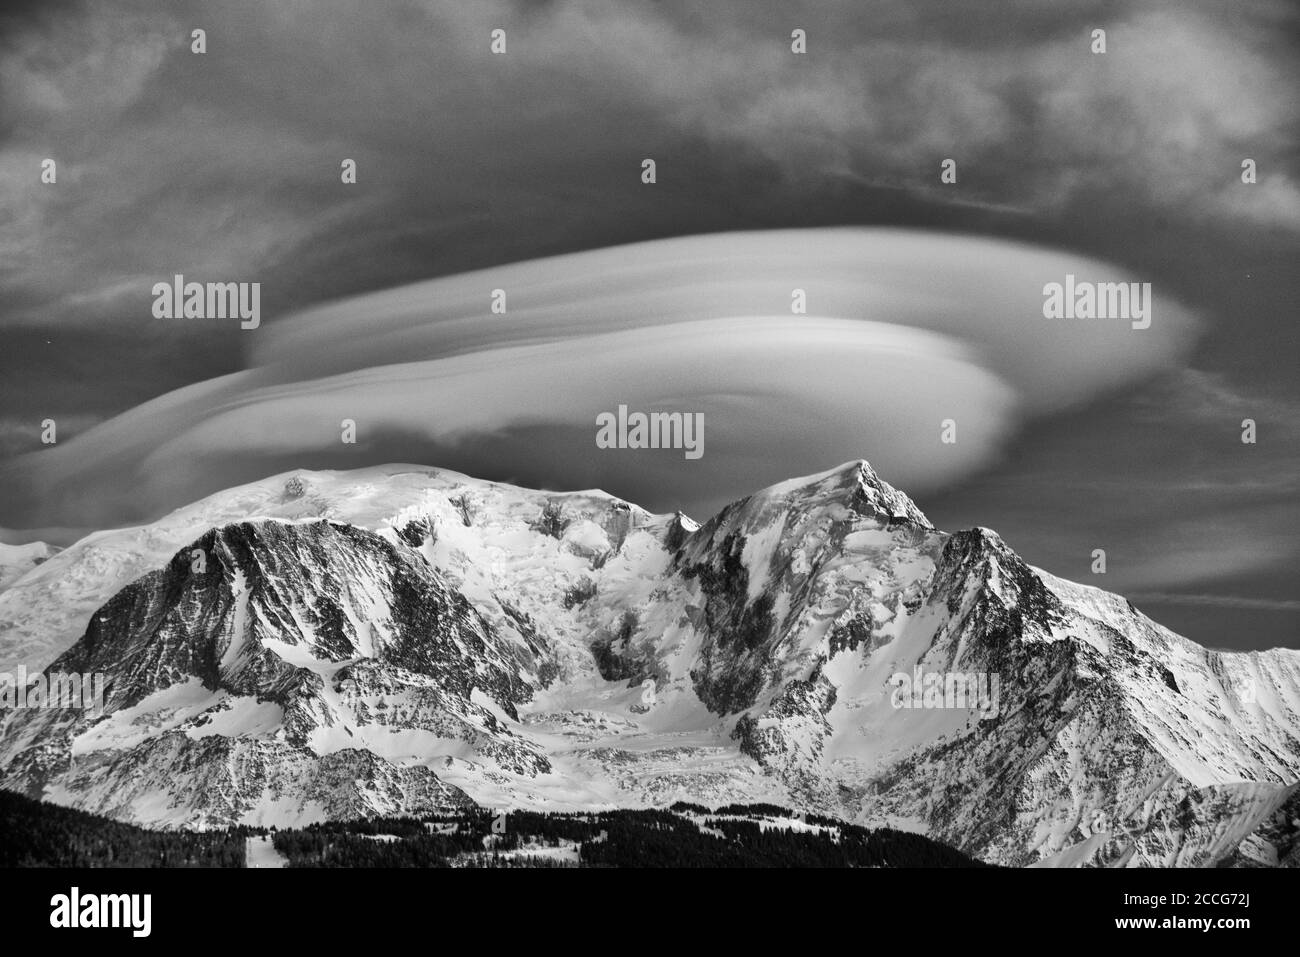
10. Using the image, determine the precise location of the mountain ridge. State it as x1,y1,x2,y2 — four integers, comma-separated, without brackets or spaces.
1,460,1296,866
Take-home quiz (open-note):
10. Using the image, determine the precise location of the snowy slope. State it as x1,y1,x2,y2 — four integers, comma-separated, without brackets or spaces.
0,541,58,593
0,461,1296,866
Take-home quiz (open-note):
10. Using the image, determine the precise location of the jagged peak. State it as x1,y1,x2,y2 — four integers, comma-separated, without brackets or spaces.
747,459,932,529
938,526,1029,576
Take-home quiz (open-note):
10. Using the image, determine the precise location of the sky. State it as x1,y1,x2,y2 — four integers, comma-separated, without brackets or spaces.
0,0,1296,650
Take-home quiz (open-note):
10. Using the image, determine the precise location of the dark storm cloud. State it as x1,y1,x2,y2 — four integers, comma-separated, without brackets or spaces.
4,0,1295,333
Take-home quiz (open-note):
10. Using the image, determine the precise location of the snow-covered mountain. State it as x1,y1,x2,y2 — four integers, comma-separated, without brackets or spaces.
0,541,58,592
1,462,1297,866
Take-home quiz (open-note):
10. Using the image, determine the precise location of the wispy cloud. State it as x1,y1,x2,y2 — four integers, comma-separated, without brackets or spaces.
1128,592,1300,612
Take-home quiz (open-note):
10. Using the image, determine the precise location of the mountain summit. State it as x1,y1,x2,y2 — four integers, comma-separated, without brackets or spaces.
1,461,1296,866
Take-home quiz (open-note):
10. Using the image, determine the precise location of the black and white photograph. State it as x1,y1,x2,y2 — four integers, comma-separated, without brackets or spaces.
0,0,1295,936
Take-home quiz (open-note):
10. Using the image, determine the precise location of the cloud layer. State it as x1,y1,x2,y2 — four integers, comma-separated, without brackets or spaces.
2,0,1296,335
0,0,1293,647
1,228,1199,530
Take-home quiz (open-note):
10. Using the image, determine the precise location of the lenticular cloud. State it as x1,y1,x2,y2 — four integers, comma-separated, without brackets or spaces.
1,228,1199,535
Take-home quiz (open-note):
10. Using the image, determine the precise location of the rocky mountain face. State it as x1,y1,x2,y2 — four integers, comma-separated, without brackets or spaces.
1,461,1297,866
